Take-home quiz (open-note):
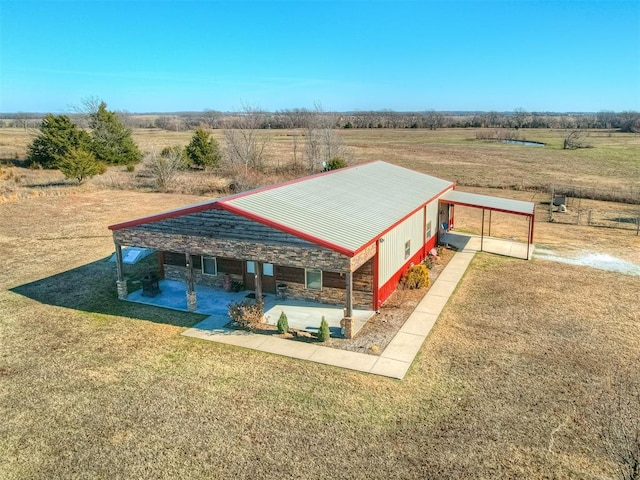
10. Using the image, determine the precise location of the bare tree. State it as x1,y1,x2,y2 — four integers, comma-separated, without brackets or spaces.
304,103,348,173
145,146,185,192
424,110,444,130
69,95,103,128
202,109,222,129
223,103,269,173
14,112,32,131
513,107,530,129
563,129,590,149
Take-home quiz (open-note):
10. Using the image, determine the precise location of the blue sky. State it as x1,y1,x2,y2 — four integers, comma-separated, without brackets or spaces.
1,0,638,113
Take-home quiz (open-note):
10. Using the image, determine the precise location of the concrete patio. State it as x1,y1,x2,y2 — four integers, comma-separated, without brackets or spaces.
182,248,479,380
126,279,374,336
440,231,533,259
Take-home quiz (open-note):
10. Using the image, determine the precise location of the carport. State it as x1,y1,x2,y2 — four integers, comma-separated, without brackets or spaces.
439,190,536,260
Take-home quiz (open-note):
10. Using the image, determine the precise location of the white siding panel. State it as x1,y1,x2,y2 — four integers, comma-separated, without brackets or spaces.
379,209,424,284
426,200,439,240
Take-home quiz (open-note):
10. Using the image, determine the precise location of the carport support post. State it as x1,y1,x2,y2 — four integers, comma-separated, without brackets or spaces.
185,253,197,312
488,210,492,236
480,209,485,252
115,242,127,300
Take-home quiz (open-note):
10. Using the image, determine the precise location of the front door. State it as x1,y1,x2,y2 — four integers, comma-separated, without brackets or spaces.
244,261,276,294
439,203,450,233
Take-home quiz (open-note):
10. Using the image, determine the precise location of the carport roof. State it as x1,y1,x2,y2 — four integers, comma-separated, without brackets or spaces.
440,190,535,216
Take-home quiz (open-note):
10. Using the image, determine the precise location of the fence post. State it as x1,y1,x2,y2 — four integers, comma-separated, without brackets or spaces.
549,187,554,222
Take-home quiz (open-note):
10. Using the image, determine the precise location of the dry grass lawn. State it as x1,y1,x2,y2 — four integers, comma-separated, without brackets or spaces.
2,127,639,197
1,190,639,479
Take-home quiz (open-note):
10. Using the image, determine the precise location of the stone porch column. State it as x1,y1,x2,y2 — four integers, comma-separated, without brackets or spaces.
185,253,197,312
254,261,263,306
115,242,127,299
342,271,354,339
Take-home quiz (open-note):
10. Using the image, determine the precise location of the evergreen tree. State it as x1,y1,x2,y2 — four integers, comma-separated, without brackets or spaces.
185,127,221,169
89,102,142,165
27,114,91,168
58,148,103,184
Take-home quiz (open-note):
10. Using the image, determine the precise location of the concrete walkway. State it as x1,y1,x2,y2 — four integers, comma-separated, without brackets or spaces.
182,249,477,380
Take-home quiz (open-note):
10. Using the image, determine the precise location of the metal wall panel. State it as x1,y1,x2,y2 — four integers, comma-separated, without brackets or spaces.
426,200,439,241
378,208,425,284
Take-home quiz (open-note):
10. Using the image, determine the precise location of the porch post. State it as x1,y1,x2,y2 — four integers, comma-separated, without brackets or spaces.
115,242,127,300
341,271,354,339
345,271,353,318
526,217,531,260
254,261,263,306
488,210,492,237
185,253,197,312
480,209,485,252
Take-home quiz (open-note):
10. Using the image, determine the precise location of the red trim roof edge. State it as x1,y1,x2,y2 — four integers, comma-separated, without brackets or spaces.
108,200,222,231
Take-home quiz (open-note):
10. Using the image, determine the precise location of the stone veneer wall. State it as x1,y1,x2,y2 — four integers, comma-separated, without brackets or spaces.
164,265,242,289
284,282,373,310
114,229,351,273
163,265,372,309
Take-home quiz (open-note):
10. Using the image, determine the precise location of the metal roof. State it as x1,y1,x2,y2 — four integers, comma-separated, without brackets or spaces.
223,161,454,254
440,190,535,216
109,161,455,255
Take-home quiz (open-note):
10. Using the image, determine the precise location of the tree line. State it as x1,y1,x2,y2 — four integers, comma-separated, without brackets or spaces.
6,109,639,133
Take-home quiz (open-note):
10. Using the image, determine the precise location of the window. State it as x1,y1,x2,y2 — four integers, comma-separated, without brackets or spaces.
263,263,274,276
246,261,256,274
426,220,432,240
202,256,217,276
305,268,322,290
404,240,411,260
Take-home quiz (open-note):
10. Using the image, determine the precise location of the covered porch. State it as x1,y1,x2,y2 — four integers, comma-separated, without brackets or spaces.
125,279,374,337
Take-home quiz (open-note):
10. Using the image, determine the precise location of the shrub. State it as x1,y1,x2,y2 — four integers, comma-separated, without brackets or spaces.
402,264,430,289
126,164,135,172
325,157,347,171
317,316,330,342
58,147,102,184
228,301,263,330
277,312,289,334
424,256,435,269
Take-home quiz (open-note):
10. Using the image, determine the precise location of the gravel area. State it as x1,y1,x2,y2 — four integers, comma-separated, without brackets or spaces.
325,247,455,355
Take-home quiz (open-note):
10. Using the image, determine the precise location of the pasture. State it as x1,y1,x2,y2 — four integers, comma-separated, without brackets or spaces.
0,126,639,478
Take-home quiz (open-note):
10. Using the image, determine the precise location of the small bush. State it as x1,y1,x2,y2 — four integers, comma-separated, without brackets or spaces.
317,316,330,342
402,264,430,289
325,157,347,171
424,256,435,269
228,301,263,330
126,164,135,172
277,312,289,334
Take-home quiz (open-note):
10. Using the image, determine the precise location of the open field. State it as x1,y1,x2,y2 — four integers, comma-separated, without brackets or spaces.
1,127,639,197
1,189,639,479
